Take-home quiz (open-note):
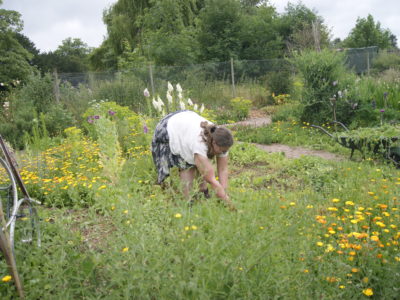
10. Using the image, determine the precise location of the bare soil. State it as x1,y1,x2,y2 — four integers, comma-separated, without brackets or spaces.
231,110,344,161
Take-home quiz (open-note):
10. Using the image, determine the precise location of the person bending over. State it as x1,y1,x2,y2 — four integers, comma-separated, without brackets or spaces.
151,110,235,210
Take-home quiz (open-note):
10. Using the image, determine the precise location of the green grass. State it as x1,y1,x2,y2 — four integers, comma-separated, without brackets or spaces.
1,112,400,299
1,141,400,299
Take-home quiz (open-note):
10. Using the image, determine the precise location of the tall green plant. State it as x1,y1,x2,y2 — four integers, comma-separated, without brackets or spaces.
290,49,351,124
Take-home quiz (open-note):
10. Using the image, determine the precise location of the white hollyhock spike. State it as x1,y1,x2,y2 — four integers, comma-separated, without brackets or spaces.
152,98,158,110
179,101,186,110
176,83,182,93
187,98,193,106
193,104,198,111
144,88,150,97
166,91,173,104
199,104,205,113
168,82,174,92
178,91,183,100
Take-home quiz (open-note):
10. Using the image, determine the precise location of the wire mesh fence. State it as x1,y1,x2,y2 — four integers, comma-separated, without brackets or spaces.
55,47,387,114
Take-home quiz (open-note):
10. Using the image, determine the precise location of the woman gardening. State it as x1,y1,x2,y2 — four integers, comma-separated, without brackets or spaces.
151,110,235,210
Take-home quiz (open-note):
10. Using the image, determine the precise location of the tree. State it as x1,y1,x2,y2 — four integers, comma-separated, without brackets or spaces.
197,0,243,62
239,4,283,59
343,14,394,49
275,2,330,51
0,1,33,89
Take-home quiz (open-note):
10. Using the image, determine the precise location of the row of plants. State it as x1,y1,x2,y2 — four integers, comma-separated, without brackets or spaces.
2,137,400,298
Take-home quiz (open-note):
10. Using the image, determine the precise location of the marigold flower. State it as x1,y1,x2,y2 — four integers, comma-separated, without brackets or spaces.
362,288,373,296
1,275,12,282
371,235,379,242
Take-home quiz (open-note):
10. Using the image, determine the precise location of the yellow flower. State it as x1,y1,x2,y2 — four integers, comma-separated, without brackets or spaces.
174,213,182,218
316,242,324,247
351,268,359,273
332,198,340,203
371,235,379,242
122,247,129,252
362,288,373,296
191,225,198,230
345,201,354,206
339,285,345,289
98,185,107,190
1,275,12,282
123,210,128,214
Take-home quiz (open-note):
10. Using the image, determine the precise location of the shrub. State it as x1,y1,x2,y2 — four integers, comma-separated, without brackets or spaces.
290,49,350,124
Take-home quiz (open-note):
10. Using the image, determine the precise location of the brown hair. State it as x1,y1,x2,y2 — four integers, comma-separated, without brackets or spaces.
200,121,233,158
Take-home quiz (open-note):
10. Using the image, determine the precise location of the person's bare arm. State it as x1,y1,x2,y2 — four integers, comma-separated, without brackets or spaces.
216,155,229,190
194,154,235,210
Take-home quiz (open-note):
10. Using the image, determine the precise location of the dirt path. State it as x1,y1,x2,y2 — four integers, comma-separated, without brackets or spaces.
230,110,344,161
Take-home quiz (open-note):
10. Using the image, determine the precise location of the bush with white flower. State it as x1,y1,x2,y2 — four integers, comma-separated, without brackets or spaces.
143,82,205,117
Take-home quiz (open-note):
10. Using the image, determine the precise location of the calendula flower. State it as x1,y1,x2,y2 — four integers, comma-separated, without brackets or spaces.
362,288,373,296
174,213,182,218
1,275,12,282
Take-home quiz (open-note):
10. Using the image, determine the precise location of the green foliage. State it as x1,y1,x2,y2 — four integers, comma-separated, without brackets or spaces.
0,6,33,88
265,70,293,96
276,2,330,51
343,14,394,49
214,97,252,123
229,97,252,120
197,0,242,62
371,50,400,73
290,49,351,124
15,72,55,113
94,117,125,185
82,100,152,156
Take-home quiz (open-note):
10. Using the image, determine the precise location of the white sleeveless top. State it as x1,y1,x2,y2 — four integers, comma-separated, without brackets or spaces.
167,111,227,165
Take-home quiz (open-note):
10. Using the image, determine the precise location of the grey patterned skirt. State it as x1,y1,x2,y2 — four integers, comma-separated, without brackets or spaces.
151,111,193,184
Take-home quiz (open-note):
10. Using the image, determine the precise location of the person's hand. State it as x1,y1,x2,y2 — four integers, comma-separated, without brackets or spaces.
224,196,237,212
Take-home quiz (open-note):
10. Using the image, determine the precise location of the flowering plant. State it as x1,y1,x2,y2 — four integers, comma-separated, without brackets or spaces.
143,82,205,117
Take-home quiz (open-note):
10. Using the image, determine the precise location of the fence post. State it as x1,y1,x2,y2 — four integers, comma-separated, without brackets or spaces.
53,69,60,104
230,58,236,98
367,51,370,76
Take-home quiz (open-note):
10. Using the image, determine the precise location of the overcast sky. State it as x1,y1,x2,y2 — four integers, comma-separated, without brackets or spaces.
2,0,399,52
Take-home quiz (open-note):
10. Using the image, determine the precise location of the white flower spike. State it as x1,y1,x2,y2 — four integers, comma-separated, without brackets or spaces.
179,101,186,110
199,104,205,113
144,88,150,97
168,82,174,92
166,91,173,104
176,83,182,93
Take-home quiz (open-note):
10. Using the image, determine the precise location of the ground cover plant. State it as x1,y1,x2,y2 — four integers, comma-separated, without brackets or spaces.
1,109,400,299
1,49,400,299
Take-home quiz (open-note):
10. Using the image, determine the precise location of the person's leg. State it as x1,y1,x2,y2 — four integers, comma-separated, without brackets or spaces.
179,167,196,198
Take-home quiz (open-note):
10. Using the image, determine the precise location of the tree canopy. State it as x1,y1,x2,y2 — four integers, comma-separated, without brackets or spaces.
343,14,395,49
0,1,33,89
